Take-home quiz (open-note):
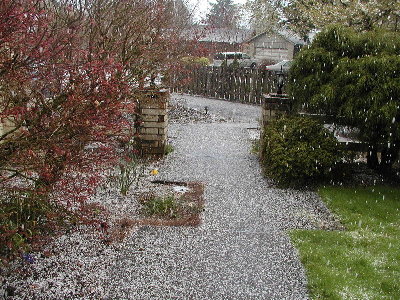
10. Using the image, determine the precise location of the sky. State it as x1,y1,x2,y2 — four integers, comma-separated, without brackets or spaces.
188,0,247,22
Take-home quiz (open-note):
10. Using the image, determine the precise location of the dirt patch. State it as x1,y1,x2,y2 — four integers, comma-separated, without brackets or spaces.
132,181,205,227
103,218,136,244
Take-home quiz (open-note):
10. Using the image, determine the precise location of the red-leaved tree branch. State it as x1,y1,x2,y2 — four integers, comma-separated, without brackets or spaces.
0,0,134,207
0,0,198,210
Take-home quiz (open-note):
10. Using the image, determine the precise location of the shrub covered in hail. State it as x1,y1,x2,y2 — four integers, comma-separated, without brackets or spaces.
261,116,343,186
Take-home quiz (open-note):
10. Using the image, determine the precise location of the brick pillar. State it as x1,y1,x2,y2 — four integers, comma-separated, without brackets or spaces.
137,89,169,157
261,93,292,128
260,93,292,160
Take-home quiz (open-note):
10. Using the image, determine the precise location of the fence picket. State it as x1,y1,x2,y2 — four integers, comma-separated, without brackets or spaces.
172,66,282,104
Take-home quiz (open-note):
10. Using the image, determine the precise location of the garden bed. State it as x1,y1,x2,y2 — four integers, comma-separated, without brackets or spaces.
133,181,204,227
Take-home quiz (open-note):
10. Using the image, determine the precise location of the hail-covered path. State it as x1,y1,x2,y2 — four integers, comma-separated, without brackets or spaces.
3,94,338,300
105,94,335,299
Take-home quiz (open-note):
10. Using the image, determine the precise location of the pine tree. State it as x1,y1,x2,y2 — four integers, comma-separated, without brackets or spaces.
247,0,399,38
168,0,193,27
206,0,239,29
246,0,282,34
284,0,400,35
289,26,400,169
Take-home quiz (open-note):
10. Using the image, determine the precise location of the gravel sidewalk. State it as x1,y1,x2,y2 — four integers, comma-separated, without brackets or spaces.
104,94,338,299
2,94,339,300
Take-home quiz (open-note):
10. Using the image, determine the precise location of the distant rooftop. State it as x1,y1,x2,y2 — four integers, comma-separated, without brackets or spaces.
246,28,307,45
185,27,253,44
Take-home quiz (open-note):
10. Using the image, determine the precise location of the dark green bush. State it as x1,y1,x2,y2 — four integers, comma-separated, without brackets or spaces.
0,191,77,262
0,192,48,258
261,116,343,187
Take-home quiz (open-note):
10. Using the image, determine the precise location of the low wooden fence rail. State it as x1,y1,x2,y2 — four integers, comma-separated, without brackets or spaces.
170,66,283,105
261,95,377,153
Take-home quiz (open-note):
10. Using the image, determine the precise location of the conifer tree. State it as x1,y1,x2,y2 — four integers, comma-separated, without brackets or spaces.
206,0,240,28
289,26,400,169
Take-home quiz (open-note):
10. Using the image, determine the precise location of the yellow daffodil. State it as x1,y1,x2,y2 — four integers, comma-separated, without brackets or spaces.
150,169,159,175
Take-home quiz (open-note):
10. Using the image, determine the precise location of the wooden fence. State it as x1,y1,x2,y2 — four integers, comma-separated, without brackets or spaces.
170,67,374,152
170,66,284,105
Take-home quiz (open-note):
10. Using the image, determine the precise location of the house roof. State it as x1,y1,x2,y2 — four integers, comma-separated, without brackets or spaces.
184,27,253,44
245,28,306,45
200,28,253,44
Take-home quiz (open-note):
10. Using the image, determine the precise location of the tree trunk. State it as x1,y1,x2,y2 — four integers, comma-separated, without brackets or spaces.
139,77,145,89
380,142,400,170
367,145,379,169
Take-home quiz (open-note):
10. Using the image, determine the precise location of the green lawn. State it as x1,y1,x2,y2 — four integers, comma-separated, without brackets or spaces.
290,186,400,299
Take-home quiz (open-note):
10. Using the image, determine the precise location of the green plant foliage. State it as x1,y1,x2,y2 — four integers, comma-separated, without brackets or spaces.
117,157,144,196
291,186,400,299
0,191,72,259
261,116,343,186
229,58,240,69
220,59,228,69
109,138,144,196
288,26,400,168
250,139,260,155
0,192,45,257
164,144,174,155
143,195,178,218
180,56,210,66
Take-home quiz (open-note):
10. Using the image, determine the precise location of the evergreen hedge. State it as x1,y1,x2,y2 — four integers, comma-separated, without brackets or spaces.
288,26,400,169
261,116,343,187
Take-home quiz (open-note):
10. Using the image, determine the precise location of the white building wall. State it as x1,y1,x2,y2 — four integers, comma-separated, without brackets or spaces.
251,34,295,63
